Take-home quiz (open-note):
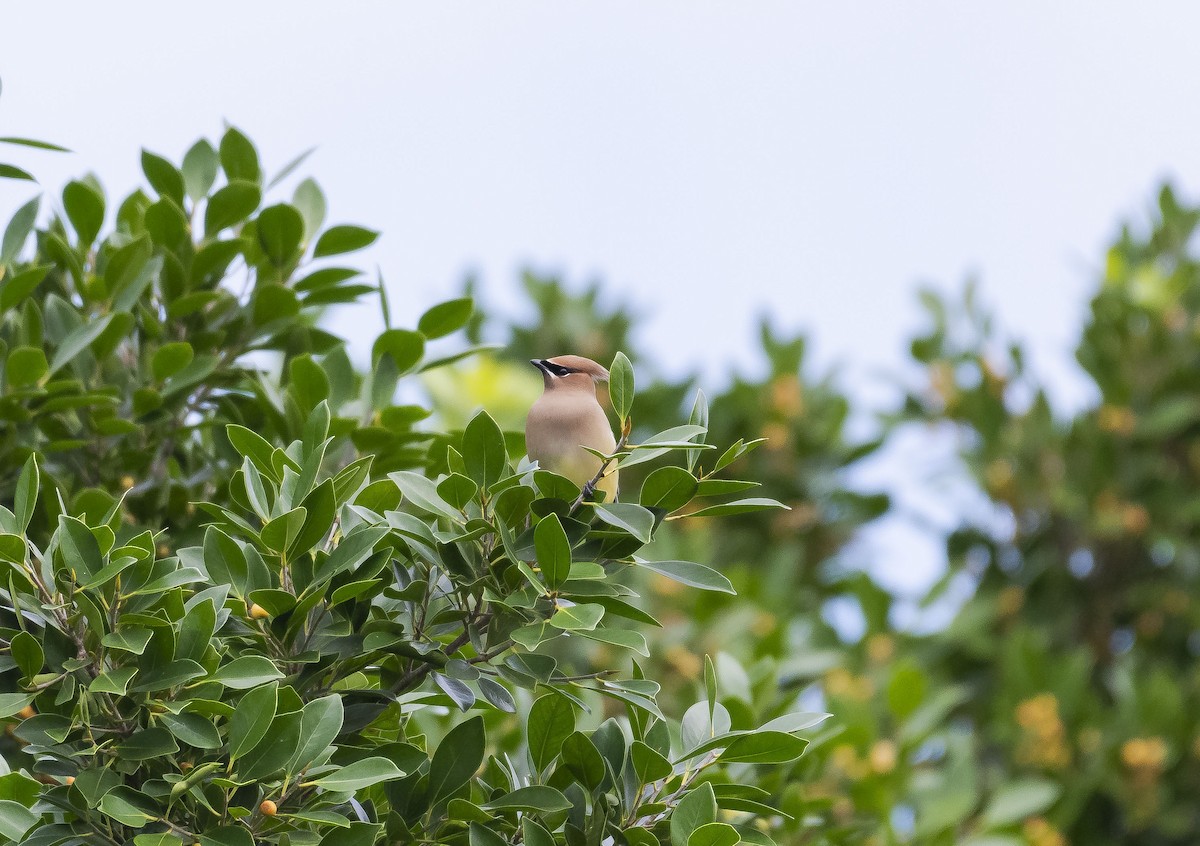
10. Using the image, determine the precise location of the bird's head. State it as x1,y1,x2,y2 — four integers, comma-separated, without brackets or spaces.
531,355,609,392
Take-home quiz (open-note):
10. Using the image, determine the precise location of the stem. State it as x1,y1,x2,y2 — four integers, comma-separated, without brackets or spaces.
569,427,630,514
389,612,493,696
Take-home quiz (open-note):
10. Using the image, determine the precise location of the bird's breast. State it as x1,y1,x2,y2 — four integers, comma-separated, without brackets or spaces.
526,393,618,492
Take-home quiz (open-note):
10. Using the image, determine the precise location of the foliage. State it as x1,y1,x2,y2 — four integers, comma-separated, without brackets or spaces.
0,124,492,548
0,131,810,846
471,184,1200,846
900,184,1200,845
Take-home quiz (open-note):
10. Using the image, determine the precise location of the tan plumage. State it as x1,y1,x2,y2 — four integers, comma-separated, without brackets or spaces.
526,355,618,501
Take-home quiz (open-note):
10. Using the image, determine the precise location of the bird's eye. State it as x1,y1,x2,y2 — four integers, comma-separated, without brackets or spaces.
547,363,572,377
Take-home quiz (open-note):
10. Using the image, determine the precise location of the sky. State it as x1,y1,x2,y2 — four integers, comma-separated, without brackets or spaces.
4,4,1199,608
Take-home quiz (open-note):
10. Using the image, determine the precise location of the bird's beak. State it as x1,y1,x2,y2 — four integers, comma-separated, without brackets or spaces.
530,359,550,374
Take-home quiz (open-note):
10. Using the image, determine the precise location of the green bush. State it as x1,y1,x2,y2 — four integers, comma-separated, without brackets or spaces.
0,130,814,845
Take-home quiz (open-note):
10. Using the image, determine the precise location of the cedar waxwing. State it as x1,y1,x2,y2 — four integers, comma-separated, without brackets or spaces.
526,355,619,501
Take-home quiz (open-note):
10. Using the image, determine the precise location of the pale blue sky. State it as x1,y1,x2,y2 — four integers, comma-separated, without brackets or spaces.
4,3,1198,605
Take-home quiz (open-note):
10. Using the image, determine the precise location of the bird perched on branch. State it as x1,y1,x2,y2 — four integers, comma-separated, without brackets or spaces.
526,355,618,501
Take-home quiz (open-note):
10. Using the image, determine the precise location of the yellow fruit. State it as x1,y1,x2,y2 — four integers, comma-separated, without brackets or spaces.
248,604,270,620
17,705,35,719
65,776,75,785
260,800,278,816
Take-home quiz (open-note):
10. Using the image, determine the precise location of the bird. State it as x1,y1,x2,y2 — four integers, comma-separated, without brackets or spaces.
526,355,619,501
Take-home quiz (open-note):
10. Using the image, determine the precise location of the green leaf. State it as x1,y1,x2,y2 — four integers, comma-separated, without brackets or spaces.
0,534,26,564
316,823,382,846
521,819,556,846
0,164,33,181
462,410,508,491
226,424,278,479
141,149,186,204
0,136,70,151
202,526,249,596
688,823,740,846
418,297,473,339
204,179,261,236
110,241,161,312
549,602,605,631
639,559,734,594
208,656,284,689
136,836,187,846
257,203,305,267
63,179,105,245
1,195,39,265
99,789,153,828
91,667,138,695
712,438,767,473
10,631,42,680
14,454,38,532
0,773,39,807
228,682,277,761
575,626,650,656
704,655,718,719
559,731,606,791
592,502,655,543
199,826,255,846
535,514,571,589
151,341,194,381
371,327,424,373
219,126,261,182
48,313,113,376
160,712,221,749
267,146,315,189
239,711,303,779
101,628,153,655
241,458,273,520
671,783,718,846
428,715,485,803
115,727,179,761
640,466,698,511
437,473,478,510
308,756,406,792
312,525,388,584
981,779,1061,828
313,224,379,257
469,823,509,846
260,507,307,554
182,138,219,201
682,498,788,518
759,711,831,733
528,693,575,771
482,785,572,813
293,177,326,238
130,659,205,692
389,471,461,520
717,731,808,764
0,695,36,719
290,694,343,774
632,740,673,784
0,800,39,841
5,345,46,387
58,516,103,578
0,264,50,311
478,678,516,713
609,351,635,422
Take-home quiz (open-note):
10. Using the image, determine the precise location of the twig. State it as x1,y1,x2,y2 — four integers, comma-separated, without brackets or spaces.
569,426,630,514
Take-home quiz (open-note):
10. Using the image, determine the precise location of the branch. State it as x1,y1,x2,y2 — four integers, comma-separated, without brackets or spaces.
569,422,631,514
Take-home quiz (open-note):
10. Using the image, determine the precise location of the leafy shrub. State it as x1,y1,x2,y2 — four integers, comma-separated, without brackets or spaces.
0,130,814,845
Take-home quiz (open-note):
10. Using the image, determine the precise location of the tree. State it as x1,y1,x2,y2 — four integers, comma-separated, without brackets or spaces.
0,128,810,845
